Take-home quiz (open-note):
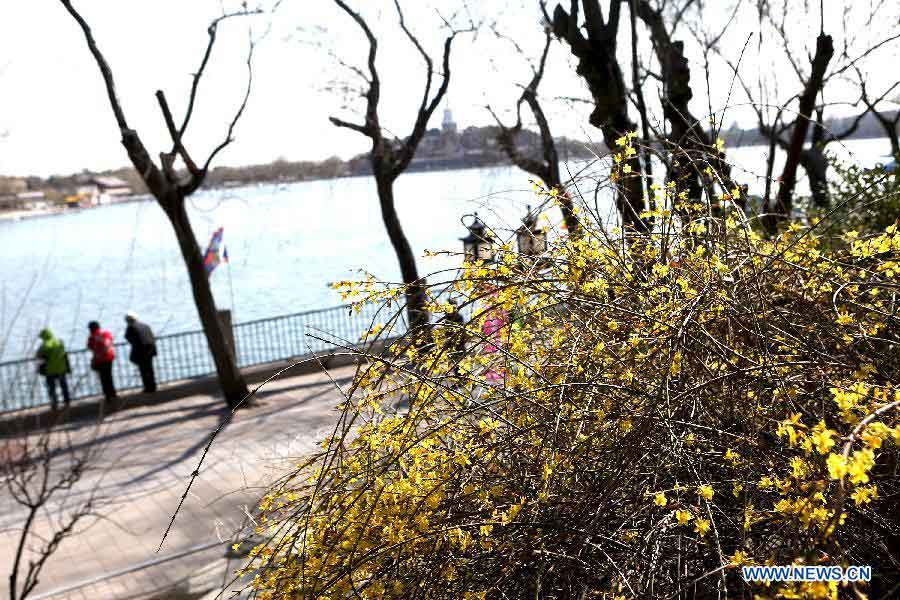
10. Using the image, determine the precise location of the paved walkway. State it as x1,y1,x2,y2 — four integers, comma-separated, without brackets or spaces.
0,364,357,599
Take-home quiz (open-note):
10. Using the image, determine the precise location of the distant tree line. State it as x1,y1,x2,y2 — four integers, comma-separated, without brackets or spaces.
12,125,603,198
722,109,900,149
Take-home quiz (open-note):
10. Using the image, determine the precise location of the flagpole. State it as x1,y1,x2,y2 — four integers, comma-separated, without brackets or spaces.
227,257,236,316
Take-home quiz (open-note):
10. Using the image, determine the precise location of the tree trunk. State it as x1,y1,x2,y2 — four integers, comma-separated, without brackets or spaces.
635,1,741,211
589,78,647,232
375,175,430,335
613,142,647,232
635,3,701,202
799,146,829,208
887,126,900,159
166,198,251,408
549,1,647,232
526,91,580,235
772,33,834,226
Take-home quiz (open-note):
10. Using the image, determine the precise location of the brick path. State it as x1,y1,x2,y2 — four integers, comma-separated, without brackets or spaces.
0,364,356,599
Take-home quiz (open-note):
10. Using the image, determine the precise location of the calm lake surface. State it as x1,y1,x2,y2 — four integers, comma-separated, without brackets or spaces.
0,139,892,361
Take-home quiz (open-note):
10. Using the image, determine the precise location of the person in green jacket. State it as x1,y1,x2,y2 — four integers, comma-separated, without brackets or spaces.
36,328,71,410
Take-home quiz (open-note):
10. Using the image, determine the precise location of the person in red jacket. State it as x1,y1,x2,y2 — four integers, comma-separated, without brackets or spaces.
87,321,117,402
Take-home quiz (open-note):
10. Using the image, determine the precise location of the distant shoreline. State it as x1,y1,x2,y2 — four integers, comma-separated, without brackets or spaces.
0,160,548,223
2,137,895,224
0,195,150,223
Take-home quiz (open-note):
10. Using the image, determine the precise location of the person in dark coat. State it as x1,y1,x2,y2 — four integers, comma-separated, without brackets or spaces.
125,312,157,393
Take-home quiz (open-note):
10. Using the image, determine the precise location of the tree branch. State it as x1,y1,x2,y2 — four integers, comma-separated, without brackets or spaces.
772,32,834,223
176,9,263,145
156,91,201,180
332,0,381,137
191,29,257,195
329,116,370,135
549,1,589,55
393,0,434,121
395,28,466,177
58,0,169,200
58,0,129,131
582,0,606,42
607,0,624,41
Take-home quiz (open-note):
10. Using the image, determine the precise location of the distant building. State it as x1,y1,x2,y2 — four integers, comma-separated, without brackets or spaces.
0,195,18,211
0,176,28,196
0,190,50,211
92,175,132,196
88,175,133,202
0,180,52,212
442,107,458,135
73,175,133,206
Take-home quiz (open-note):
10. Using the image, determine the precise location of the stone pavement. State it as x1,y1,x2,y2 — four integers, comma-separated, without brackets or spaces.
0,364,358,599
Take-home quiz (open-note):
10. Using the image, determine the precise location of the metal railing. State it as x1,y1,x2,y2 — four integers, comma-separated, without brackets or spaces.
0,302,396,412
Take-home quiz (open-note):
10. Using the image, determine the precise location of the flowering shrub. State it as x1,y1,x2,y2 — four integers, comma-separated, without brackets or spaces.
826,156,900,234
243,174,900,598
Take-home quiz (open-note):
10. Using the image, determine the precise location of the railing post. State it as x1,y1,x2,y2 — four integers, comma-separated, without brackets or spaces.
217,309,237,364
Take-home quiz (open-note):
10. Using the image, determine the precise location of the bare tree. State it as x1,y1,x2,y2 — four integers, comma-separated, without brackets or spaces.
543,0,647,232
3,417,103,600
626,0,656,204
328,0,469,334
713,1,900,222
768,31,834,226
635,0,742,211
488,26,580,234
857,70,900,158
58,1,256,408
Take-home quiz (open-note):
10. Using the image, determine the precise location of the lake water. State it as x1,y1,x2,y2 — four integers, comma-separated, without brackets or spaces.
0,139,893,362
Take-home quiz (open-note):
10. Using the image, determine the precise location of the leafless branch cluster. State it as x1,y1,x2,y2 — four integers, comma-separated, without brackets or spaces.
3,417,104,600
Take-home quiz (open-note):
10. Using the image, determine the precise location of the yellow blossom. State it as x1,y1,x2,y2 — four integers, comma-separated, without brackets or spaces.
848,448,875,484
810,422,836,454
851,485,878,505
675,510,692,526
826,453,849,480
694,518,711,537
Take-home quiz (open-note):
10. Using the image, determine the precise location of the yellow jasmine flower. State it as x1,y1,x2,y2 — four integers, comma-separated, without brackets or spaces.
694,518,711,537
675,509,692,525
826,453,849,480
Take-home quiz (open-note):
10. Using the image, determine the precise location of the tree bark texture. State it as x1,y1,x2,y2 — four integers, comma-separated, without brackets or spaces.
166,200,250,408
635,0,741,210
548,0,647,232
375,174,429,334
772,33,834,225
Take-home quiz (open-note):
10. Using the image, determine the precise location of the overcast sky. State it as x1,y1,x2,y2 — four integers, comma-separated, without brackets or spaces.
1,0,897,177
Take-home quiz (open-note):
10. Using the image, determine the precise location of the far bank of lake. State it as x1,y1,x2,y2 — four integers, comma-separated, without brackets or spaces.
0,138,893,362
